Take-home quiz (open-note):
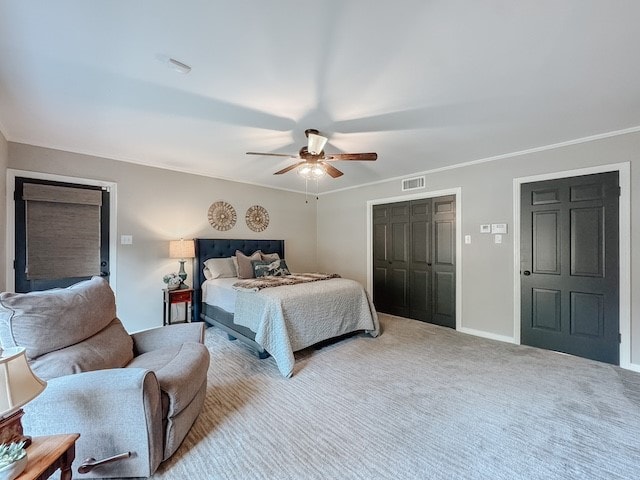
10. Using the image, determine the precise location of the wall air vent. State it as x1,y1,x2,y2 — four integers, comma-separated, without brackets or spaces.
401,176,426,191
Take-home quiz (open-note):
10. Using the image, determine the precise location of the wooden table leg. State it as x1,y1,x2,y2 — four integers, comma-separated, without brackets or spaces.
59,443,76,480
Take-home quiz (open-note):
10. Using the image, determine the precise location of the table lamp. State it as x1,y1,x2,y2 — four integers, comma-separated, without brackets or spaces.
169,239,195,289
0,347,47,447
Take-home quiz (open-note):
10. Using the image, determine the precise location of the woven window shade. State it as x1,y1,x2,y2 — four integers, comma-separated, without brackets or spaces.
23,183,103,280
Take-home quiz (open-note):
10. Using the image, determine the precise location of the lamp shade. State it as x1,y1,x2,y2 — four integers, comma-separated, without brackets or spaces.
307,133,328,155
0,347,46,418
169,239,195,259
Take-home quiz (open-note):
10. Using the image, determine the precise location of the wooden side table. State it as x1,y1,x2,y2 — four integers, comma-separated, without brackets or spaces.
163,288,194,326
16,434,80,480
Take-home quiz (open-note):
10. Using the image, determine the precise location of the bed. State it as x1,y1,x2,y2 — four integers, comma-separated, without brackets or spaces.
193,238,379,377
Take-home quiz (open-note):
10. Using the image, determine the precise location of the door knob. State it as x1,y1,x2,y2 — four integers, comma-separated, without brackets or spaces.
523,270,531,276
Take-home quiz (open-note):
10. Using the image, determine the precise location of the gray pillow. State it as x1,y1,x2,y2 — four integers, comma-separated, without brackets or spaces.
203,257,237,279
260,252,280,263
0,276,117,359
235,250,262,279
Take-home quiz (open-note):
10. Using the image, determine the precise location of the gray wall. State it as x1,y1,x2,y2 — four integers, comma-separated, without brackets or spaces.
0,130,7,292
316,131,640,365
8,143,317,332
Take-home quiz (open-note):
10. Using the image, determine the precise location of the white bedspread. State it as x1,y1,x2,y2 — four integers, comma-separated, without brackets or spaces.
233,277,379,377
202,278,238,313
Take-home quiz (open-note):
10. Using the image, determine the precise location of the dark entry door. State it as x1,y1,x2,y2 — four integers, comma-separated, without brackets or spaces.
520,172,619,364
14,177,110,293
373,195,456,328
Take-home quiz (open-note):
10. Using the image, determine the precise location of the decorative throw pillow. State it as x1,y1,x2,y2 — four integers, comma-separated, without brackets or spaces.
203,257,237,279
231,256,239,275
261,252,280,263
235,250,262,279
252,259,291,277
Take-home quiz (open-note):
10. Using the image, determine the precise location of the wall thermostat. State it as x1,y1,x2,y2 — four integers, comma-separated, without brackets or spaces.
491,223,508,234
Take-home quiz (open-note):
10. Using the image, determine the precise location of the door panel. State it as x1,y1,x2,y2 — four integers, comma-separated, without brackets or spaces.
392,223,409,262
391,269,409,309
570,292,603,337
373,224,388,261
532,288,561,331
570,207,603,277
411,269,429,319
434,271,455,318
533,211,560,274
521,171,619,364
435,221,454,265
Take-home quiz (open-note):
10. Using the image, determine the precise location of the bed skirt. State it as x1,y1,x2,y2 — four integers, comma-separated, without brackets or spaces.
201,303,269,358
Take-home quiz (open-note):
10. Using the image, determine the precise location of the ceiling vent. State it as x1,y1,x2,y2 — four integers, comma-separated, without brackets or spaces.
401,176,426,191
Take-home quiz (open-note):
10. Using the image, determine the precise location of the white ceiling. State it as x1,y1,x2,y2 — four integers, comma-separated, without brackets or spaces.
1,1,639,193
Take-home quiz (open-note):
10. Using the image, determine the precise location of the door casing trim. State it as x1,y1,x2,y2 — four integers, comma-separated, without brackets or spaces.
366,187,462,330
513,162,632,369
6,169,118,293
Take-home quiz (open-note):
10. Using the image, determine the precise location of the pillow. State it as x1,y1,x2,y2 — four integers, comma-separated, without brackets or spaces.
252,259,291,277
203,257,237,279
261,252,280,263
232,256,239,275
235,250,262,279
203,266,214,280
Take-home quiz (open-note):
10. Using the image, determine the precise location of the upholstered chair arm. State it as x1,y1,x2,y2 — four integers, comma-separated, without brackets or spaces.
23,368,163,479
131,322,205,355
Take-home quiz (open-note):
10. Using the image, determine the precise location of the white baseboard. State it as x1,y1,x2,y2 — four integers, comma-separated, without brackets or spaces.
457,326,516,344
621,362,640,373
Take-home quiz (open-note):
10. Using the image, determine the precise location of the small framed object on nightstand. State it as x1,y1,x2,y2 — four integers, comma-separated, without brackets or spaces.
162,288,194,326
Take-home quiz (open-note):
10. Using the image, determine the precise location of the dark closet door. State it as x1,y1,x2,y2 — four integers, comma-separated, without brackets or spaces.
409,199,432,321
373,195,456,328
521,172,619,364
373,202,410,317
431,196,456,328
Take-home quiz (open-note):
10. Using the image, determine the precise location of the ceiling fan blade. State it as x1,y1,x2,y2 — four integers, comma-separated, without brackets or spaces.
320,162,344,178
247,152,295,158
324,152,377,161
274,162,306,175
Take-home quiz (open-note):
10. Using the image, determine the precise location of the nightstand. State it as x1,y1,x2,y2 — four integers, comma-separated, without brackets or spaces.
163,288,194,326
16,433,80,480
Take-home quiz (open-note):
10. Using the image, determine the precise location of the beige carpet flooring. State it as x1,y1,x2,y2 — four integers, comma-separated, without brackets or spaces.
150,314,640,479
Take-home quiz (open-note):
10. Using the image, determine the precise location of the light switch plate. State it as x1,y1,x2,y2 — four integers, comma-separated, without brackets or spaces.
480,224,491,233
465,235,471,244
491,223,508,234
120,235,133,245
494,234,502,244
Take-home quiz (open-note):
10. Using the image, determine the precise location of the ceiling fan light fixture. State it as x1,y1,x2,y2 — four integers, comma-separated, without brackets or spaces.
298,163,325,179
307,133,328,155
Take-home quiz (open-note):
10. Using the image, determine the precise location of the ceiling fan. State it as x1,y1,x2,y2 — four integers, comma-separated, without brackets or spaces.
246,129,377,178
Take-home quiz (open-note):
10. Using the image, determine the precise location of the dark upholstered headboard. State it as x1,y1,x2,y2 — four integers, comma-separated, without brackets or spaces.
192,239,285,322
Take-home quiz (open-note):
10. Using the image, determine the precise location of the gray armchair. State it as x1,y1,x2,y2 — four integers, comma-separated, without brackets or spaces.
0,277,210,478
